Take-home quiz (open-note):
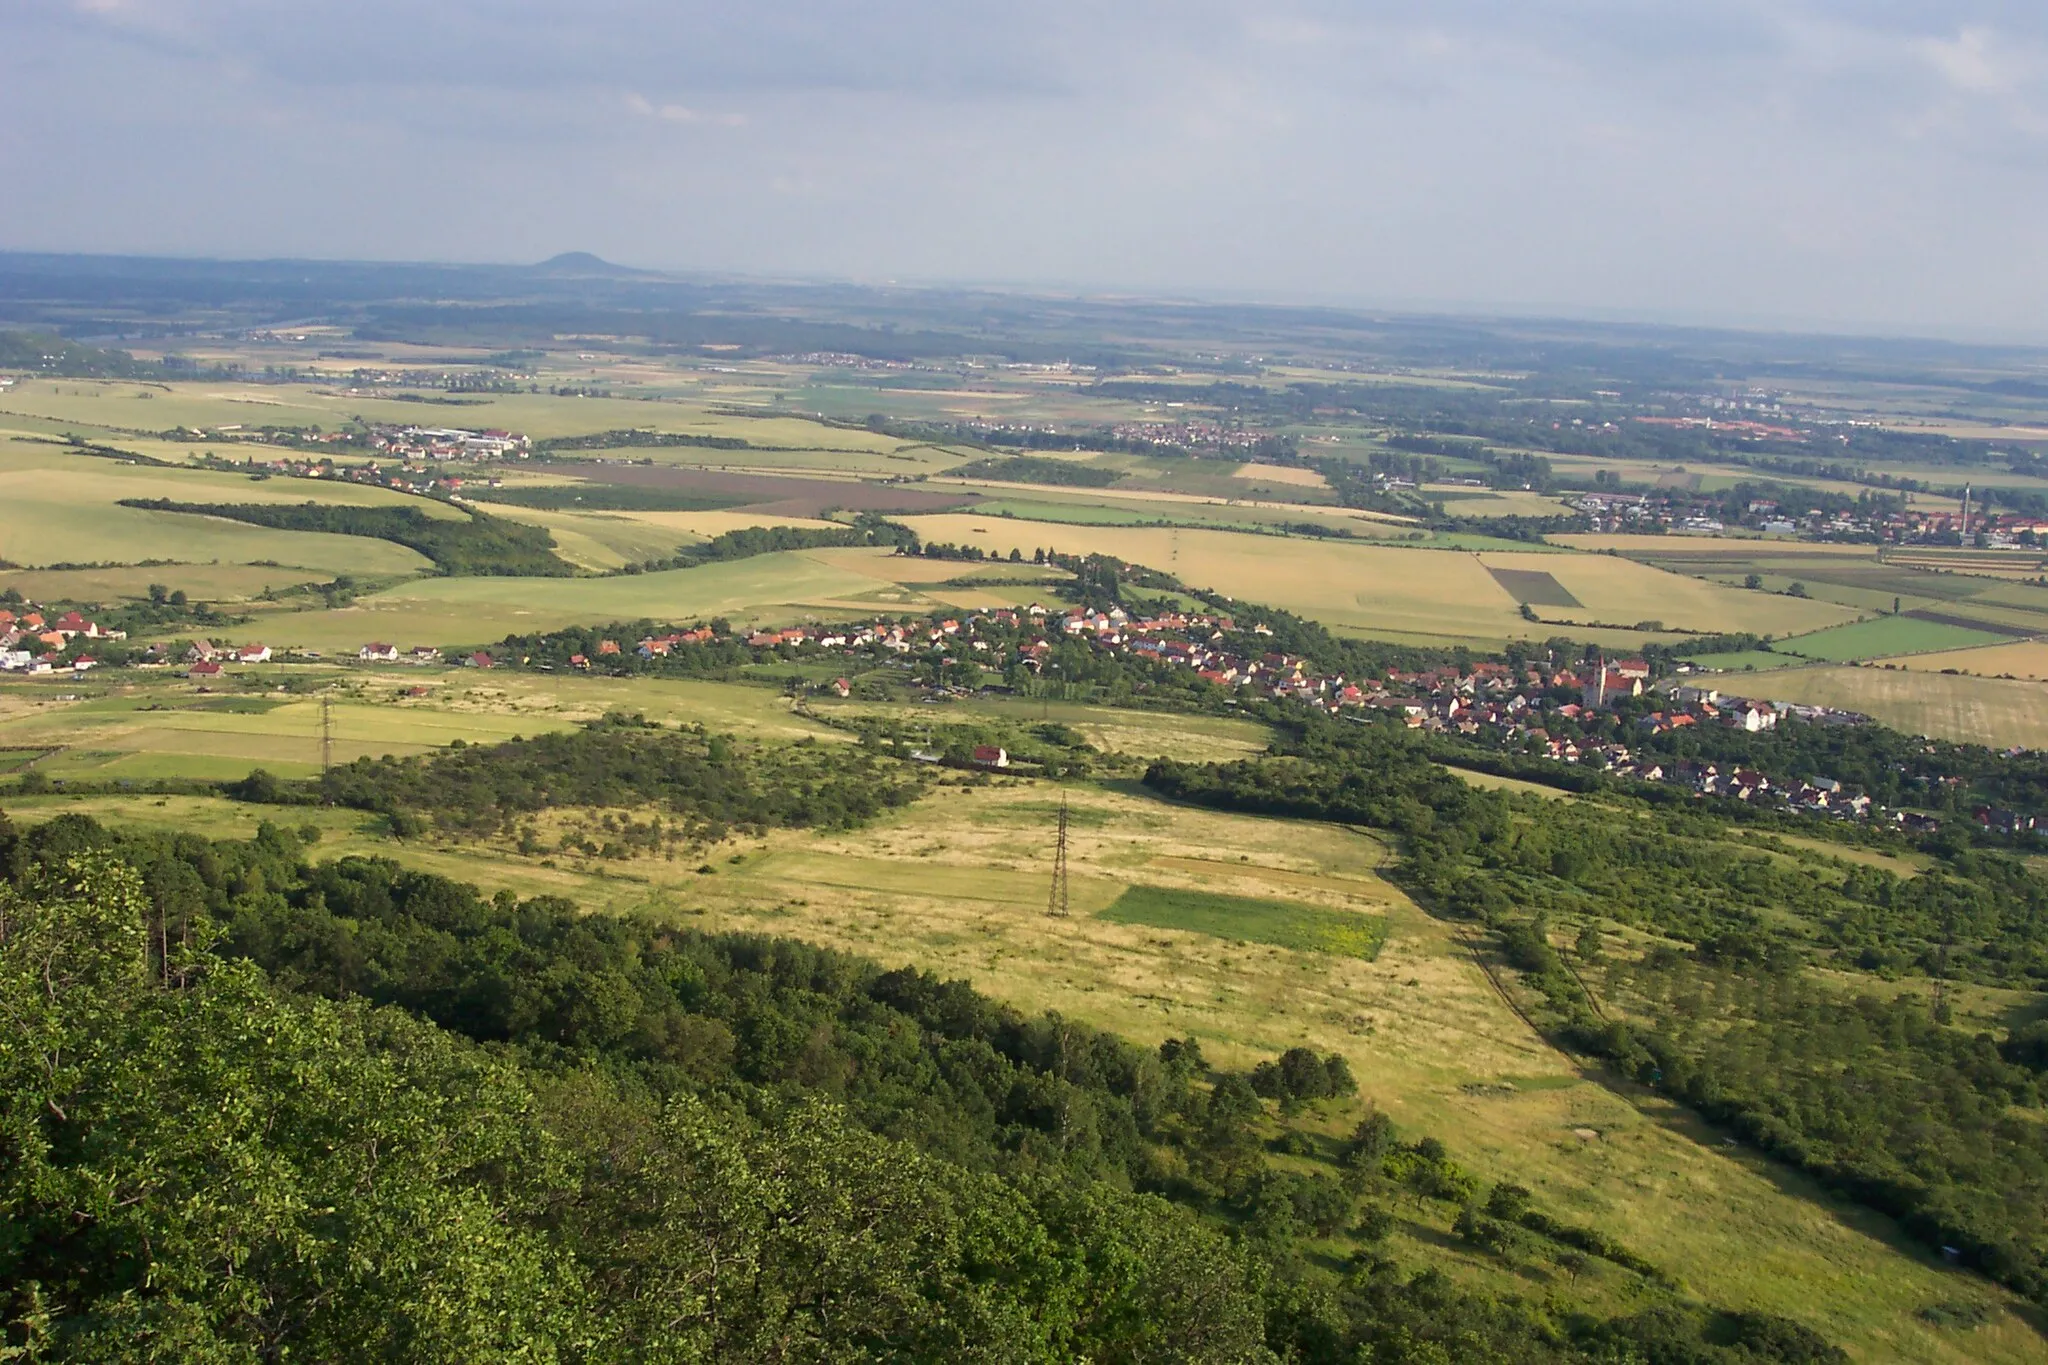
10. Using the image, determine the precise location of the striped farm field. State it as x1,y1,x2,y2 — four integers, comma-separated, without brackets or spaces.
1751,665,2048,749
900,515,1856,647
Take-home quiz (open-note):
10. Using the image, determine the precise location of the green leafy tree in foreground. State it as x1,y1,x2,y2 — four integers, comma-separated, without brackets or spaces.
0,855,580,1361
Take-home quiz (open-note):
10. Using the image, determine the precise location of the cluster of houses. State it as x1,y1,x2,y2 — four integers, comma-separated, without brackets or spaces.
1565,487,2048,547
595,601,1913,824
0,610,125,674
370,426,530,462
201,451,501,502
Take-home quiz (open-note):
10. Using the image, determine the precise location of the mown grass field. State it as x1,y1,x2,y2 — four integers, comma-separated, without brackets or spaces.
8,773,2034,1361
1753,666,2048,748
1888,640,2048,680
0,437,436,576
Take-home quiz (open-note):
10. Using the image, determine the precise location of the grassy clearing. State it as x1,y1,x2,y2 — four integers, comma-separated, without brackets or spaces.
1777,615,2011,662
1442,764,1577,799
1099,883,1386,958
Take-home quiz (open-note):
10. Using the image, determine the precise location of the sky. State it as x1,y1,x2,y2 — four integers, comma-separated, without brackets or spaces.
4,1,2046,339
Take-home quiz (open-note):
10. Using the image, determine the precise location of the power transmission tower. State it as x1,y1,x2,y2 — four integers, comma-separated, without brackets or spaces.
1932,907,1955,1024
1047,795,1071,918
320,694,333,774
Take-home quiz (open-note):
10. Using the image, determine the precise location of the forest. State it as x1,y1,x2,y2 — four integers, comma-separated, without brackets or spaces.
1145,719,2048,1308
1,811,1850,1362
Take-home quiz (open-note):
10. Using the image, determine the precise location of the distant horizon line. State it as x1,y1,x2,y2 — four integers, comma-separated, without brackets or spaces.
2,245,2045,356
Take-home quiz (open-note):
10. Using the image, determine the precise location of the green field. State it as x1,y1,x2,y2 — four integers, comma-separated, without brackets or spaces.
1776,614,2013,662
1098,883,1386,958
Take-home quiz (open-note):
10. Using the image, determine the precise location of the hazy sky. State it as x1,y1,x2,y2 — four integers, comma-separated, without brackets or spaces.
4,1,2046,337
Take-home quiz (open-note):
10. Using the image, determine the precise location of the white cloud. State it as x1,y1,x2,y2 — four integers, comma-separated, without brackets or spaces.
625,92,745,127
1918,25,2022,94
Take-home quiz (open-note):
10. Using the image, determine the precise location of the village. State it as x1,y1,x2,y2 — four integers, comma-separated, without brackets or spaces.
564,602,1941,829
1565,483,2048,545
6,590,2030,836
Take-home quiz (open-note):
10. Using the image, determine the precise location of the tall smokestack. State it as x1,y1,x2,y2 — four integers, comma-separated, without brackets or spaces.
1963,484,1972,539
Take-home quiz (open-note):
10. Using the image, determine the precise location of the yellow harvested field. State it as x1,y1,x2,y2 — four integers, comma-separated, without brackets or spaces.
0,562,326,603
480,505,694,572
1426,487,1575,517
602,508,841,538
1233,462,1327,488
1883,640,2048,680
899,516,1856,645
1755,665,2048,748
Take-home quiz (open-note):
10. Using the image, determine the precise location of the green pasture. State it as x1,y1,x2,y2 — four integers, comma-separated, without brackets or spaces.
1775,615,2011,662
1099,884,1387,959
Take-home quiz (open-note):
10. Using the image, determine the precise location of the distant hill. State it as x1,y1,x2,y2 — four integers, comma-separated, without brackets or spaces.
529,251,645,278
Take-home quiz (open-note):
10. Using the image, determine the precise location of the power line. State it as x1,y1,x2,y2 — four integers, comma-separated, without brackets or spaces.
1047,795,1071,918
